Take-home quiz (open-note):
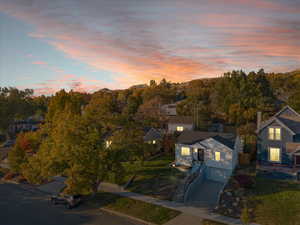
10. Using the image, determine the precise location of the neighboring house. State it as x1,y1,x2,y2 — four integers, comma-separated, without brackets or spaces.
161,103,177,116
208,123,224,133
168,116,194,133
8,117,43,135
160,100,185,116
143,127,163,145
257,106,300,171
175,131,243,182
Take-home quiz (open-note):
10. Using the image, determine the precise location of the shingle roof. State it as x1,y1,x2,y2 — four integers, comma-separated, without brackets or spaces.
177,130,235,145
257,106,300,135
143,128,163,141
168,116,193,124
277,116,300,134
212,135,235,149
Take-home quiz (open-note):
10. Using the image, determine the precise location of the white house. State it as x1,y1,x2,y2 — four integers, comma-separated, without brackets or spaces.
175,131,242,182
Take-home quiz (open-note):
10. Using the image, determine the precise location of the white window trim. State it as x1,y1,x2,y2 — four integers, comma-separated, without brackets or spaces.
214,151,221,161
268,127,281,141
268,147,281,163
181,147,190,156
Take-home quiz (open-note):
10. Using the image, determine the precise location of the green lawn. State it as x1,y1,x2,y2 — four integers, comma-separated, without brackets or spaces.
125,155,185,200
88,192,181,225
245,173,300,224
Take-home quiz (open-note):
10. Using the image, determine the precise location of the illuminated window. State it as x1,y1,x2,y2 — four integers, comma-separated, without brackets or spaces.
268,127,281,140
181,147,190,156
269,147,280,162
177,126,184,132
105,140,112,148
215,152,221,161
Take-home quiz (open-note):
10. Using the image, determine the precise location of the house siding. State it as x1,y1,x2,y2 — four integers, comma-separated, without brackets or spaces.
175,144,193,167
201,138,235,170
257,120,294,166
168,123,194,133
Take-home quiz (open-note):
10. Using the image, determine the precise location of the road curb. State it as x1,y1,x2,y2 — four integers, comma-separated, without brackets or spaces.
100,207,158,225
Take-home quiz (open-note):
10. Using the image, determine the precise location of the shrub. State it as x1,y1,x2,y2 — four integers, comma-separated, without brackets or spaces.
16,175,27,183
234,174,254,188
3,172,17,180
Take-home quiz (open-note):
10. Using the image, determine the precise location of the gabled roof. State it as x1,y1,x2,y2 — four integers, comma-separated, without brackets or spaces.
168,116,193,124
143,128,163,141
177,130,235,145
257,106,300,135
274,105,300,118
257,117,296,135
212,135,235,149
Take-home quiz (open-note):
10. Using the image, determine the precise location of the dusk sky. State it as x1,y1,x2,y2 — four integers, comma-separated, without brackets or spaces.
0,0,299,95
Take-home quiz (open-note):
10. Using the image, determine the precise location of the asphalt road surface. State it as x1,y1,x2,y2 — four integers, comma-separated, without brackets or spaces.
0,183,143,225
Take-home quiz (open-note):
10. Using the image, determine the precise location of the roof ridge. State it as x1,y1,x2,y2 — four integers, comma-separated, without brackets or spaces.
274,105,300,118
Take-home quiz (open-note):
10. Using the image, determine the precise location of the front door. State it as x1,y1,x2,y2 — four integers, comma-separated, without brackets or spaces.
198,149,204,161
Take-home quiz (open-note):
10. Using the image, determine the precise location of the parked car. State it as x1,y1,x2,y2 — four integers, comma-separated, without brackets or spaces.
50,194,82,209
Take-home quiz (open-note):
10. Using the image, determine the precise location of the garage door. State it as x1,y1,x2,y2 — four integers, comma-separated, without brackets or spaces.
206,167,230,183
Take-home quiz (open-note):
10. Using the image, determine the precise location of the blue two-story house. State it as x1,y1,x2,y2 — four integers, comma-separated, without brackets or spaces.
257,106,300,173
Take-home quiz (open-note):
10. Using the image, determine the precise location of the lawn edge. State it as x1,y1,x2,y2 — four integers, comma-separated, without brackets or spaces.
101,207,160,225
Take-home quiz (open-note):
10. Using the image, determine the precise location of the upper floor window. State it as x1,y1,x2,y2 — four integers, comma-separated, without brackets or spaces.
268,127,281,140
181,147,190,156
214,152,221,161
177,126,184,132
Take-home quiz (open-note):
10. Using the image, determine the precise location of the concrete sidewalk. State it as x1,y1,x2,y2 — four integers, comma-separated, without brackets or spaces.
99,182,254,225
164,213,203,225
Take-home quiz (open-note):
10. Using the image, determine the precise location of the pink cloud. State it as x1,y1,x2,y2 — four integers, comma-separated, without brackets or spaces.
33,74,110,95
1,0,299,93
32,61,48,65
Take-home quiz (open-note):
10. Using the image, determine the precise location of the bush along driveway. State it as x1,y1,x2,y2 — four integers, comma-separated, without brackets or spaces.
216,165,300,225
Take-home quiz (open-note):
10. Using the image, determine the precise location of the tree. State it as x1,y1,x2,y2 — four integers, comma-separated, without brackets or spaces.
8,135,28,173
0,87,35,137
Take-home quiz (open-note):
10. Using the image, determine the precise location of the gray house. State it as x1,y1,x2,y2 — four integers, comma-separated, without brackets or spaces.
143,127,163,145
257,106,300,170
168,116,194,133
175,131,242,182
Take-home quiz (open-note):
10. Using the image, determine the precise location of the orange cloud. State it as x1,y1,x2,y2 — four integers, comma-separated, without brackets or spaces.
1,0,299,93
32,74,110,95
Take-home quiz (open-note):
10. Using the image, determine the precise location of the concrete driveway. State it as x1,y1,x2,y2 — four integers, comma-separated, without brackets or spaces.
0,182,143,225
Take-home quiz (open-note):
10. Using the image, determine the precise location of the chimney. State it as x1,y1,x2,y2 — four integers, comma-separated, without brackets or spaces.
257,111,262,130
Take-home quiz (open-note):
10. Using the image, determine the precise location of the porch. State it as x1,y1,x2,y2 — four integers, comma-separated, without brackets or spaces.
256,163,300,180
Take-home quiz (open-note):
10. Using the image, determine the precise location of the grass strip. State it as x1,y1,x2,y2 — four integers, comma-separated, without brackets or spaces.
89,192,181,225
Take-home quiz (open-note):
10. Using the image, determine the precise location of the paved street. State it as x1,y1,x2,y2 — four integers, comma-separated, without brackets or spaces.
0,183,143,225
